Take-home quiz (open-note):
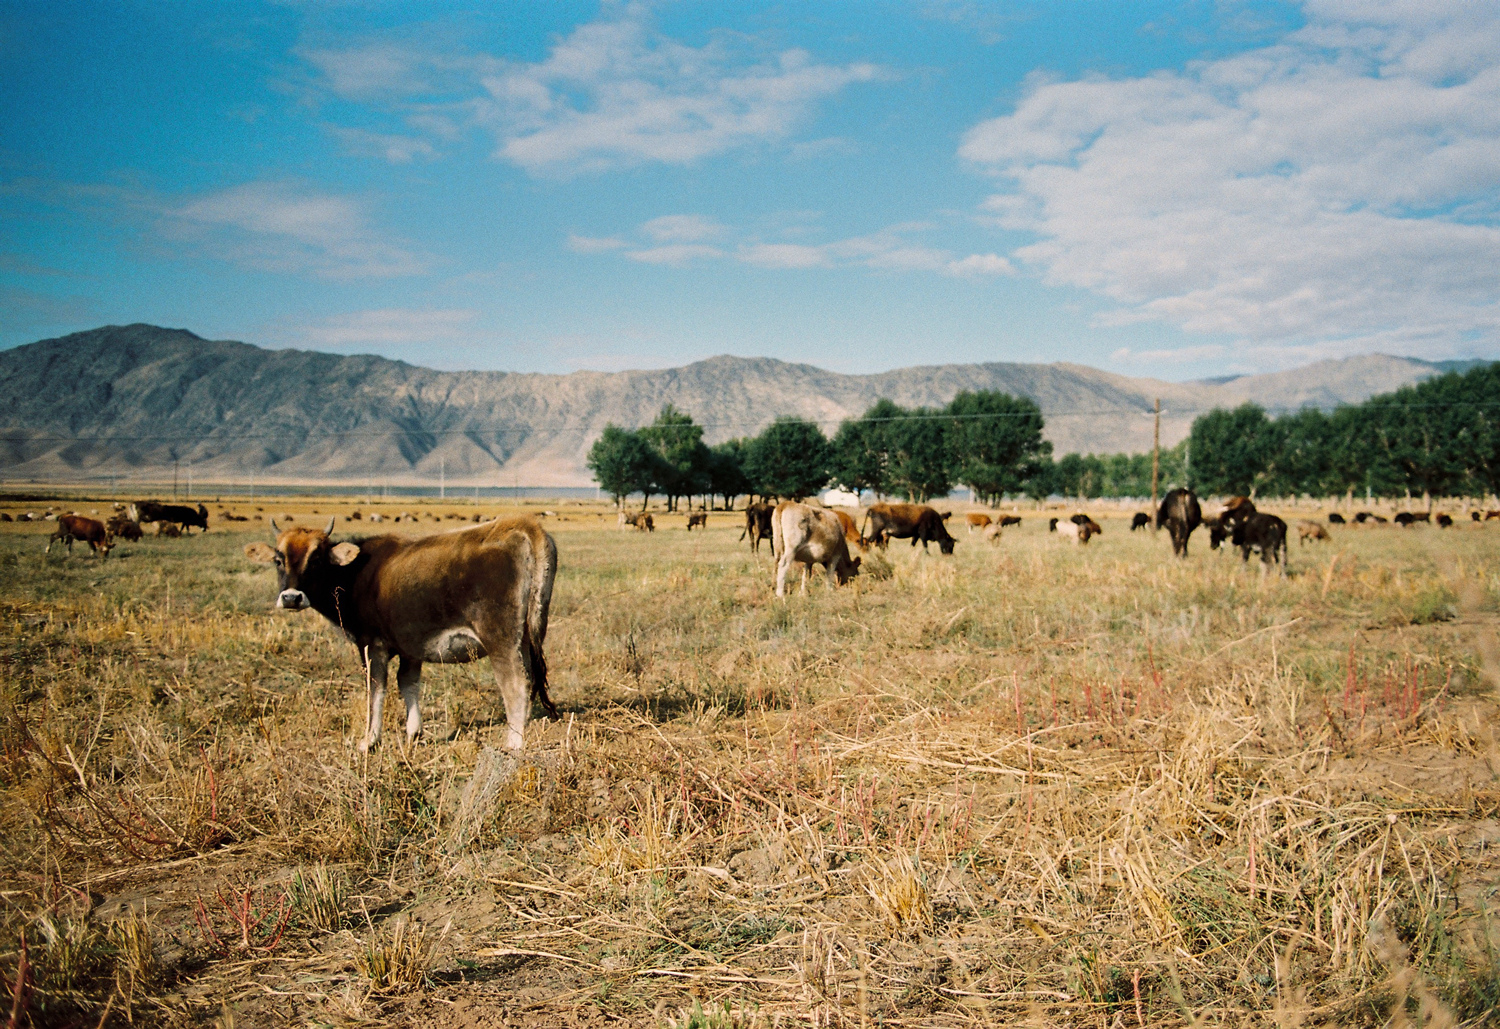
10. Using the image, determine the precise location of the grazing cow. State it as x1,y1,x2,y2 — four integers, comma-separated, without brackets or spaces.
861,502,957,554
1155,488,1203,558
1328,512,1346,524
47,515,113,558
1372,515,1388,523
1207,517,1229,551
636,513,655,532
741,502,775,553
1056,519,1095,545
1048,517,1059,532
1232,512,1287,574
966,512,993,534
771,502,860,597
1473,511,1483,522
106,515,143,541
1000,515,1022,527
1298,520,1330,544
1354,511,1373,523
686,512,708,531
1412,511,1431,523
245,516,558,752
136,501,209,533
1070,513,1102,535
1437,513,1453,528
1394,512,1416,527
983,522,1003,544
1131,512,1150,531
1487,511,1500,521
832,509,867,551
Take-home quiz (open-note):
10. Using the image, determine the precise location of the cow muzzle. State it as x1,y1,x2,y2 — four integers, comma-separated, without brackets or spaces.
276,589,309,610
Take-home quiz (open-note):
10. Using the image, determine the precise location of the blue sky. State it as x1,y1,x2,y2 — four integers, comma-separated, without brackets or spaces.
2,0,1497,380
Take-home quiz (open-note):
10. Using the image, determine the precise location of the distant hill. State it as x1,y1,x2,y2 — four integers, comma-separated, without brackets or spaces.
0,324,1483,486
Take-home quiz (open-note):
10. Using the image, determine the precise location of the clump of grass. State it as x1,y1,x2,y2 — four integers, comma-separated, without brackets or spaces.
356,917,431,994
863,851,932,937
108,907,159,1001
33,914,109,994
860,549,894,581
662,999,760,1029
289,863,348,932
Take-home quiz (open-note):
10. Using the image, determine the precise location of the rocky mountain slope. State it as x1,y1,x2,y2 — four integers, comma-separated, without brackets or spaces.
0,324,1476,486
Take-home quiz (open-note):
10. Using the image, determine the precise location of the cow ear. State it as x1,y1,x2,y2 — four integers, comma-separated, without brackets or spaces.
852,556,862,568
330,541,361,566
244,542,276,563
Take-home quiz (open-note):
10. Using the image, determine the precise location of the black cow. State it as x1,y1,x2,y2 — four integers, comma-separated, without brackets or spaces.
1048,517,1059,532
1070,513,1102,534
1473,511,1483,522
740,502,775,553
999,515,1023,527
137,501,209,533
1131,512,1150,531
1354,511,1373,523
1437,513,1453,528
1206,516,1229,550
1231,512,1287,574
1155,488,1202,557
1394,512,1416,527
1328,512,1346,524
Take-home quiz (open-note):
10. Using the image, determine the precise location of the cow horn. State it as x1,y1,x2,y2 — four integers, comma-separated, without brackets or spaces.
324,516,336,537
269,517,280,539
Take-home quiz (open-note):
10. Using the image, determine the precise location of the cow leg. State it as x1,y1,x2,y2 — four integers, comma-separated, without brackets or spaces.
775,553,792,597
800,562,812,595
396,655,423,744
358,645,391,753
489,647,531,751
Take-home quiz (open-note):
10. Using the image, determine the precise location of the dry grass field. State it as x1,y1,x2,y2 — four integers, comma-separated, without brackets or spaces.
4,496,1500,1027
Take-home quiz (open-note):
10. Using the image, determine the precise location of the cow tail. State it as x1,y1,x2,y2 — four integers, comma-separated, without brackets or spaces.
524,529,559,718
770,504,785,561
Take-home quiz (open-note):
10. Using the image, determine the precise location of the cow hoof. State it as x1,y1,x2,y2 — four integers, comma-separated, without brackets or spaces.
357,737,377,754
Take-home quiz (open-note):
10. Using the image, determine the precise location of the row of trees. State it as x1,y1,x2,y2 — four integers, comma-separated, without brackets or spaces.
1189,364,1500,499
588,364,1500,507
586,392,1053,508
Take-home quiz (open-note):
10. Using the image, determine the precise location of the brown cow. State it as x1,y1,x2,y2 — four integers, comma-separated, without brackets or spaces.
965,512,993,534
999,515,1022,527
106,514,143,541
47,515,113,558
832,509,867,551
245,516,558,752
771,502,860,596
860,502,957,554
741,502,774,553
619,512,654,532
686,512,708,531
156,522,183,538
1297,520,1330,544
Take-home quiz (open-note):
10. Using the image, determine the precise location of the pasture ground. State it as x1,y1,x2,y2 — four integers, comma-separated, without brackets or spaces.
3,496,1500,1027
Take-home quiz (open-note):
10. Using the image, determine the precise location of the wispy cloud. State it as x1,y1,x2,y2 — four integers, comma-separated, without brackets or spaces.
1110,344,1227,366
326,125,436,164
166,182,427,279
294,307,478,348
961,1,1500,361
577,216,1013,279
299,10,880,174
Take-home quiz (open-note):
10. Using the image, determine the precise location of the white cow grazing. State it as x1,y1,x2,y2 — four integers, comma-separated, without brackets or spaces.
1056,520,1095,545
771,501,861,597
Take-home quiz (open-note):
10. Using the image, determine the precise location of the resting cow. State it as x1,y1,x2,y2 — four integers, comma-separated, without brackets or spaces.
771,502,860,597
966,513,993,534
861,502,957,554
245,516,558,752
1232,512,1287,574
740,502,774,553
1155,488,1203,557
1298,520,1330,544
47,515,113,558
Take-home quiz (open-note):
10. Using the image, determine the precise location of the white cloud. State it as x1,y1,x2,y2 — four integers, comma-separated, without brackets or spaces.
624,244,724,265
642,214,724,242
946,253,1013,277
327,125,436,164
167,182,426,278
297,308,478,347
960,2,1500,361
738,242,831,269
1111,344,1227,365
567,233,628,253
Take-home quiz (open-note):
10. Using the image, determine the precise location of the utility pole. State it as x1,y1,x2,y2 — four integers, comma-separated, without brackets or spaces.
440,457,445,501
186,461,192,500
173,457,179,500
1150,397,1161,531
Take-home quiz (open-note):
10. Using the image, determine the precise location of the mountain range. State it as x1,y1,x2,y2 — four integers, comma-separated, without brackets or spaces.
0,324,1485,487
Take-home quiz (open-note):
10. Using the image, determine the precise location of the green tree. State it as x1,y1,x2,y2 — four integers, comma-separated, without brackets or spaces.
744,416,831,500
1187,403,1281,496
886,407,952,502
586,425,665,510
708,439,754,509
944,391,1050,504
638,404,710,511
830,398,903,497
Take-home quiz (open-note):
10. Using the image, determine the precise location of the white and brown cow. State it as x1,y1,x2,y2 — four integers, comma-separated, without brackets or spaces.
965,512,993,534
245,516,558,752
771,501,861,597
